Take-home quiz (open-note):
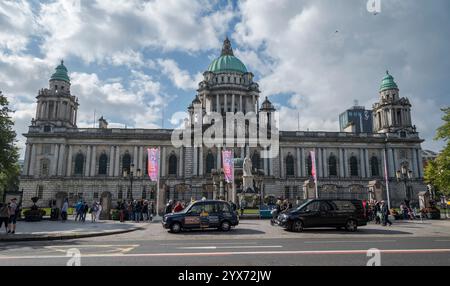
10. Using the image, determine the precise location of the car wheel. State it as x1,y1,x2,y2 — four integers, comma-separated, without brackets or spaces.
170,222,182,233
291,220,303,232
345,219,357,232
220,220,231,232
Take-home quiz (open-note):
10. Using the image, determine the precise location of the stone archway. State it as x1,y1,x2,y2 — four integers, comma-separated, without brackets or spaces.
100,192,112,220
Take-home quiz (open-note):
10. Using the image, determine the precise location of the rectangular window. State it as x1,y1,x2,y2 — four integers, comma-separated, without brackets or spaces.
118,188,123,200
93,192,99,199
37,185,44,199
284,186,290,199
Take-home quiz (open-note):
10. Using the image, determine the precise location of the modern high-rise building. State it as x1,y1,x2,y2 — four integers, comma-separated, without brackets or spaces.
339,103,373,133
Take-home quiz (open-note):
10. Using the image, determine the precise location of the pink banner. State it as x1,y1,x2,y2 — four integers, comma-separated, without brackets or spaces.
222,150,234,183
147,148,160,182
310,150,317,184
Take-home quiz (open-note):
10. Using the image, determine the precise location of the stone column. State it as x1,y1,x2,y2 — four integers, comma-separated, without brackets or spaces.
114,146,120,176
224,94,227,112
85,146,91,177
322,148,328,178
280,148,284,178
364,149,370,178
359,149,365,178
57,144,66,176
296,148,301,177
193,147,198,176
301,148,306,177
66,145,72,176
317,148,323,178
133,146,138,167
138,146,143,171
179,147,184,177
161,146,166,177
109,146,115,177
216,146,221,170
216,94,220,112
252,95,256,112
232,94,235,113
198,146,203,176
417,149,424,178
90,145,96,176
411,148,417,178
393,148,398,174
343,149,348,177
239,95,243,112
29,144,36,176
339,148,344,178
52,144,59,176
23,143,31,175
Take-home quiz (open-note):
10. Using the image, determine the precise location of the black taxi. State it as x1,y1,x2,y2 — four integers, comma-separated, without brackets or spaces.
162,200,239,233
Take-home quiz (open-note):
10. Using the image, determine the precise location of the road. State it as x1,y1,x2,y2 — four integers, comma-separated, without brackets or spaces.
1,220,450,266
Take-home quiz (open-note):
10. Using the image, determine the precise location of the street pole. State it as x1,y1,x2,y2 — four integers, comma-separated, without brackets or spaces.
155,147,161,219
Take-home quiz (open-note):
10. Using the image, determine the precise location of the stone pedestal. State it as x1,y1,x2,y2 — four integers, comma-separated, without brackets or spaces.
368,180,384,202
303,179,316,199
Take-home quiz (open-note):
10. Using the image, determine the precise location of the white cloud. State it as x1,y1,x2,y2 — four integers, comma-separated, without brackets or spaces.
157,58,202,91
0,0,36,53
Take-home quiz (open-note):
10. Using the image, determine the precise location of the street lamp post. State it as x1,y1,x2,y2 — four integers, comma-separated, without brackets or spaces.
396,164,413,203
123,163,141,201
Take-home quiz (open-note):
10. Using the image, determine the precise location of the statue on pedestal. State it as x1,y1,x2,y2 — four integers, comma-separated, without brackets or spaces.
242,155,254,193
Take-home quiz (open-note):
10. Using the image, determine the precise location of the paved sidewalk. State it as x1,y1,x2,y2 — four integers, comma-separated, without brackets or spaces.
0,218,145,242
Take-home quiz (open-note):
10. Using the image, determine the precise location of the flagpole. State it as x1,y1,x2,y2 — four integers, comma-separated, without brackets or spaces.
383,148,391,210
156,146,161,217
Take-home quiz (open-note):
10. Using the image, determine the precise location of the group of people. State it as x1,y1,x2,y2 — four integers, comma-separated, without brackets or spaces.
0,198,19,234
366,200,393,226
270,198,295,220
117,200,154,223
165,199,190,214
73,200,102,223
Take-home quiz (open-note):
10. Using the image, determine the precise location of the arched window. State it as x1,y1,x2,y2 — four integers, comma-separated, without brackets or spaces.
350,156,358,177
98,153,108,175
122,153,131,173
168,153,177,175
205,152,215,174
371,156,380,177
251,152,260,170
328,155,337,176
74,153,84,175
285,154,294,176
306,154,312,177
40,159,50,176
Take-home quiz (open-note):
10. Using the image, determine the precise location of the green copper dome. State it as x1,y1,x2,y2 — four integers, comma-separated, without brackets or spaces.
207,38,247,74
50,60,70,83
379,70,398,92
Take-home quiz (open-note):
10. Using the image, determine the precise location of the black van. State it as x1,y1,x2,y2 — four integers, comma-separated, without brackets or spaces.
273,199,367,232
162,200,239,233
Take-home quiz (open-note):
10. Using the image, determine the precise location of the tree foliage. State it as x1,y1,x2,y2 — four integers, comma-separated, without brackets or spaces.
0,91,20,200
425,107,450,196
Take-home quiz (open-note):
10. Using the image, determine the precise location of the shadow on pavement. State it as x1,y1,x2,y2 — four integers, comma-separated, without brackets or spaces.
177,228,266,236
282,228,412,235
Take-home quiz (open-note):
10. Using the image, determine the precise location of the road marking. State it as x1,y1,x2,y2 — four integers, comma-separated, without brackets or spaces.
177,245,283,250
160,242,259,246
435,239,450,242
304,240,396,244
45,244,139,254
1,248,450,260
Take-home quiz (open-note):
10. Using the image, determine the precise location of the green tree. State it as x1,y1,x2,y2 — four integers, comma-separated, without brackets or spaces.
0,91,20,201
424,107,450,196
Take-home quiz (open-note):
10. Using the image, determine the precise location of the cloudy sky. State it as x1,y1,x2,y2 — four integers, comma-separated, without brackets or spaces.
1,0,449,159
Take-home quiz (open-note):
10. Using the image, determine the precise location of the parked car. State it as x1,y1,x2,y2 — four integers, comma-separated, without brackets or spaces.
162,200,239,233
273,199,367,232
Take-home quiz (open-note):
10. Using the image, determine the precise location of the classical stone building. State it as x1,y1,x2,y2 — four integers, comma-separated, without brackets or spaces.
19,39,426,215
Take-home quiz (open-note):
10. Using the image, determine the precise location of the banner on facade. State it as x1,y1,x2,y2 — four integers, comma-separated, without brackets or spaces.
147,148,160,182
310,150,318,198
222,150,234,183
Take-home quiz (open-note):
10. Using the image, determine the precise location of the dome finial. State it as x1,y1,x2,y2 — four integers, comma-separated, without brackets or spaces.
386,70,389,75
221,37,234,56
61,59,64,65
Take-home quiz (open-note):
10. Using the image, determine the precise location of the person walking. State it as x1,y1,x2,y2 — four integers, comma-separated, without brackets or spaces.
239,198,246,216
7,198,18,234
74,200,83,221
380,200,392,226
134,200,142,223
81,202,89,223
119,201,125,223
61,198,69,222
0,203,9,234
96,202,102,221
90,202,98,223
165,200,173,215
142,201,149,221
127,201,134,221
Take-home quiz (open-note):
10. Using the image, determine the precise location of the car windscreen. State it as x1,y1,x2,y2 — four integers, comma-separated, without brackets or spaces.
292,199,313,212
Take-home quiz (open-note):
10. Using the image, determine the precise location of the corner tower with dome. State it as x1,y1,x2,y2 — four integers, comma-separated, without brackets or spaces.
19,38,427,215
